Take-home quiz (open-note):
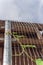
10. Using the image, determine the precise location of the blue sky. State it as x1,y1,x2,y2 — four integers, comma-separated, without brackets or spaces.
0,0,43,23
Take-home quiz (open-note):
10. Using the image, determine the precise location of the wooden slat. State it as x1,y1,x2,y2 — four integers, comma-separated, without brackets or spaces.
0,48,2,59
12,43,43,65
0,20,43,65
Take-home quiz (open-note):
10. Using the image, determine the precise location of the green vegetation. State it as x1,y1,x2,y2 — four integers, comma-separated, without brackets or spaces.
13,32,43,65
12,32,17,35
14,35,26,38
21,45,36,48
6,31,11,35
35,58,43,65
6,32,43,65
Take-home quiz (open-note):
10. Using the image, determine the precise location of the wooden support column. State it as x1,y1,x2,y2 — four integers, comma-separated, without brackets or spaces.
3,21,12,65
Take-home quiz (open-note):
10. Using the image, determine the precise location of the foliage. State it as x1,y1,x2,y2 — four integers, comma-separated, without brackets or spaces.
21,45,36,48
6,32,43,65
14,35,26,38
12,32,17,35
35,58,43,65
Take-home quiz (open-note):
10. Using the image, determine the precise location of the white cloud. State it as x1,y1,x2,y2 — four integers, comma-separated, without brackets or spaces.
0,0,43,23
38,0,43,23
0,0,20,20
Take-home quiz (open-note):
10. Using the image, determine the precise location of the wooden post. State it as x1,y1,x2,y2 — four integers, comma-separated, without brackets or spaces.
3,21,12,65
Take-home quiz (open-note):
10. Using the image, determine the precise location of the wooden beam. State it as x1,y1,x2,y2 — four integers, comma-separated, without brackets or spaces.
3,21,12,65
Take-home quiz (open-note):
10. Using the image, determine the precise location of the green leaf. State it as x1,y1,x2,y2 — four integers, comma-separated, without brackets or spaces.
14,35,26,38
6,32,11,35
13,32,17,35
14,35,19,38
21,45,36,48
35,59,43,65
17,35,26,38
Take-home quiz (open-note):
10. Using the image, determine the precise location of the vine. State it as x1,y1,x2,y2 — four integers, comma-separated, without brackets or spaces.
6,31,43,65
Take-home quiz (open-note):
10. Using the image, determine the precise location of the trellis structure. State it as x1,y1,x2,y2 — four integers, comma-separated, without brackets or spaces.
0,20,43,65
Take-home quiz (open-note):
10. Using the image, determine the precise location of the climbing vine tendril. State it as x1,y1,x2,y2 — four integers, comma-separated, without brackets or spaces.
6,32,43,65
